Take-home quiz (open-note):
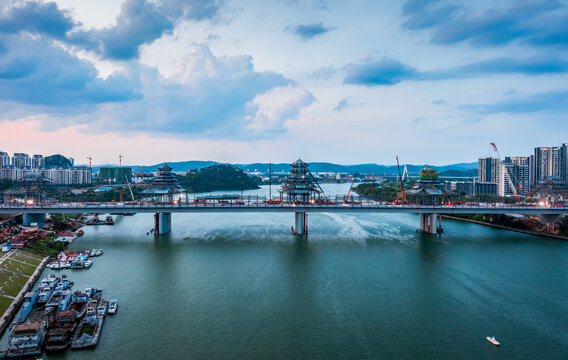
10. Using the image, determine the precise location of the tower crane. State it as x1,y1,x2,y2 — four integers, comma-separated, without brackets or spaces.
394,156,407,204
87,156,92,169
490,142,519,200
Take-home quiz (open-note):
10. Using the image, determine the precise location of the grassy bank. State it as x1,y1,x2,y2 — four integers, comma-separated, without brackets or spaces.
0,251,44,314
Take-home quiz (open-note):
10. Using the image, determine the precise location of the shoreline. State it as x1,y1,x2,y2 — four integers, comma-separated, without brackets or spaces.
0,255,49,336
441,215,568,241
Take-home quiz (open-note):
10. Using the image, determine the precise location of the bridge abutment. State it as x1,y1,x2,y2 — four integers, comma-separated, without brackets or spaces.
419,213,442,234
154,212,172,235
22,213,46,228
294,212,308,235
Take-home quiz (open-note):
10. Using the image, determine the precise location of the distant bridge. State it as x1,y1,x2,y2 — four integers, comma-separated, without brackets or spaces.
1,200,566,235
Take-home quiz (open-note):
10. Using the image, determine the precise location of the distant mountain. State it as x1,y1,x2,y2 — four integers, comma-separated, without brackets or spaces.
102,160,479,175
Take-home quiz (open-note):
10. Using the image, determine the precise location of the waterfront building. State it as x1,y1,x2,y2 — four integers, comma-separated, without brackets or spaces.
534,146,562,184
0,151,10,168
12,153,31,169
0,166,91,185
32,154,44,169
475,182,498,195
279,159,323,203
406,167,451,204
444,181,474,196
478,157,500,184
142,164,185,202
502,157,531,196
99,167,133,183
561,143,568,184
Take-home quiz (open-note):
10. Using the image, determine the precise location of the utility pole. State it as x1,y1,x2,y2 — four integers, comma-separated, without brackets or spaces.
269,156,272,200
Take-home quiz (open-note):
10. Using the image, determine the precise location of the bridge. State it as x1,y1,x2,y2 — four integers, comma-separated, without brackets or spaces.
1,200,566,235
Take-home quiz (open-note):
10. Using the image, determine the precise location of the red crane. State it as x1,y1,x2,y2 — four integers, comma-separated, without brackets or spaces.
394,156,407,204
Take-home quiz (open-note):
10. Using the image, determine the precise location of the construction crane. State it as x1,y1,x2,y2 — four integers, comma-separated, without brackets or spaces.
345,171,359,203
490,143,519,200
86,156,92,169
119,154,123,167
394,156,407,204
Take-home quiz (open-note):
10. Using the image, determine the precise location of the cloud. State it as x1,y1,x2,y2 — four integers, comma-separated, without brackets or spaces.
0,33,139,106
79,45,291,136
343,58,418,86
307,65,336,79
401,0,568,47
70,0,174,60
343,56,568,86
286,22,333,40
432,99,446,105
1,0,222,61
246,85,315,132
0,1,75,39
462,90,568,115
333,99,348,112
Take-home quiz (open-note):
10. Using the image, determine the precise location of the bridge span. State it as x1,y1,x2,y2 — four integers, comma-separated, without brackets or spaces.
1,202,566,235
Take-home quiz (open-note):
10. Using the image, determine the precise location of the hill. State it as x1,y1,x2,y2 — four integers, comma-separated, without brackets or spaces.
177,165,260,193
45,154,72,168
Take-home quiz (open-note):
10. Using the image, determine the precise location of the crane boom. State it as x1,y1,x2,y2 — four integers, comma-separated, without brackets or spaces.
490,142,519,200
395,156,406,204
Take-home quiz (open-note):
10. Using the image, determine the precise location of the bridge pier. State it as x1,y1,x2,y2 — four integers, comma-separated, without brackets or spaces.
419,213,442,234
294,212,308,235
154,212,172,235
22,213,46,228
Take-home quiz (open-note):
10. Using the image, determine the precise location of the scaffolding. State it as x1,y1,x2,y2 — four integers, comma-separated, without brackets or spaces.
279,159,323,204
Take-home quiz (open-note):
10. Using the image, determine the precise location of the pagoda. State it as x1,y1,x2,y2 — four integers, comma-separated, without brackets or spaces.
142,164,185,203
279,159,323,204
406,166,451,205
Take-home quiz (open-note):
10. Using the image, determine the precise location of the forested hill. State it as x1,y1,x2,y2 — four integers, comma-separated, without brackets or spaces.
177,165,260,193
45,154,72,168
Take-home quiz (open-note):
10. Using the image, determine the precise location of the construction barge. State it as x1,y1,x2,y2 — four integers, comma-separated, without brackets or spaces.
0,274,116,358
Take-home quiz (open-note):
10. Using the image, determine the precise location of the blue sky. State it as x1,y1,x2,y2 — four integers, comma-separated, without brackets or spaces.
0,0,567,165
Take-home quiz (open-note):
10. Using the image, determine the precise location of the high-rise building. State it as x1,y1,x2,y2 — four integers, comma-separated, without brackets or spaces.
561,143,568,184
0,152,10,168
502,157,530,196
11,153,31,168
534,147,562,184
478,157,500,183
32,154,44,169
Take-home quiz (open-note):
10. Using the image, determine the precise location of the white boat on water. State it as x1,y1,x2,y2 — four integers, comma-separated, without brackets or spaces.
486,336,500,346
84,260,93,269
108,299,118,315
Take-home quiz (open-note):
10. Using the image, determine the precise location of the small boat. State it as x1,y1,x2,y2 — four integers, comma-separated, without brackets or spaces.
76,230,84,236
105,216,114,225
84,260,93,268
108,299,118,315
85,299,98,319
97,299,108,317
486,336,500,346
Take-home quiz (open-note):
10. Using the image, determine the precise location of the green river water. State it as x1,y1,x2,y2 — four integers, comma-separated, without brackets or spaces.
35,184,568,359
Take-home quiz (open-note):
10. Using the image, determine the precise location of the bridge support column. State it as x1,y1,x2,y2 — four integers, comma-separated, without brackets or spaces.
22,213,46,228
294,212,307,235
155,212,171,235
419,213,440,234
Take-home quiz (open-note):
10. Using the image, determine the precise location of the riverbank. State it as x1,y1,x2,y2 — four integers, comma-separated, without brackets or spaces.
0,252,48,335
441,215,568,241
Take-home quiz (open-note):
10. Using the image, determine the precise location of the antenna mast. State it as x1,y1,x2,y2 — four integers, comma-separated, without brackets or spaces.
269,156,272,200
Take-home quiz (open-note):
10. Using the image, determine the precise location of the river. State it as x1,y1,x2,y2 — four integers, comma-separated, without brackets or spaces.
40,184,568,359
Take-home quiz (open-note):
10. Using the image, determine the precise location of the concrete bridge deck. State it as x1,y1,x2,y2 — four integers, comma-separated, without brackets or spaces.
1,202,566,215
2,201,566,235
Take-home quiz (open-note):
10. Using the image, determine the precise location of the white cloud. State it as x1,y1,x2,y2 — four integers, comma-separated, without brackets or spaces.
245,85,315,132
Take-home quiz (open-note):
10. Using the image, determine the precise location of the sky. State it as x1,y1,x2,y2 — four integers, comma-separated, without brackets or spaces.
0,0,567,166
